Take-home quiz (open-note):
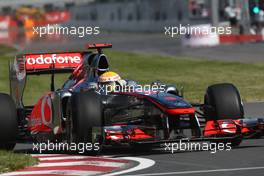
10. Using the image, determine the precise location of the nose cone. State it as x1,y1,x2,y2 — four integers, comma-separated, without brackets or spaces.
149,92,192,109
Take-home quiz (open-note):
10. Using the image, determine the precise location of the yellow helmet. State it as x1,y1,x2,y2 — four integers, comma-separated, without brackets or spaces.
98,71,121,92
99,71,121,83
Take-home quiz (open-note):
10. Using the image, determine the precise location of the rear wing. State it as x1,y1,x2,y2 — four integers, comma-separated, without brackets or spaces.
87,43,112,54
16,43,112,75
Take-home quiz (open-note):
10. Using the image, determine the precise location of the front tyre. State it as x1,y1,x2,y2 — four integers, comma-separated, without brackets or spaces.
204,83,244,120
67,91,103,155
204,83,244,147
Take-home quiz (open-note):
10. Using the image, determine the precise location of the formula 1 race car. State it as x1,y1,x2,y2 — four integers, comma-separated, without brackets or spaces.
0,44,263,153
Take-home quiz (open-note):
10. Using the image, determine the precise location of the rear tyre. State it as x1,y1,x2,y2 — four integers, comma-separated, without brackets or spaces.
67,91,103,155
0,93,18,150
204,83,243,147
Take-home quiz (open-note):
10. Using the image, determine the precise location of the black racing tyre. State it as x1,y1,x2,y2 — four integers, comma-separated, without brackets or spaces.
204,83,244,121
229,138,242,147
67,91,103,155
0,93,18,150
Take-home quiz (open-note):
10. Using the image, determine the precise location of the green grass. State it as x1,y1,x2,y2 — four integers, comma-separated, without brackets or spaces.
0,44,17,55
0,150,37,173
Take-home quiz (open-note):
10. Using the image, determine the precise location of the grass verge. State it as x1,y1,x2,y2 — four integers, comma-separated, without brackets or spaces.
0,44,17,55
0,150,37,173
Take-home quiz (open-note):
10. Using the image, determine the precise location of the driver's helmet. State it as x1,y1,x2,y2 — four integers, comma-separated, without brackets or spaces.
98,71,125,92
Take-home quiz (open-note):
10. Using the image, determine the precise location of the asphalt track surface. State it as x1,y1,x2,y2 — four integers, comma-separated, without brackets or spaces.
15,34,264,175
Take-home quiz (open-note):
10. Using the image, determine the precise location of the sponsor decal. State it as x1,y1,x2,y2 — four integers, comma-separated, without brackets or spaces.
25,53,82,70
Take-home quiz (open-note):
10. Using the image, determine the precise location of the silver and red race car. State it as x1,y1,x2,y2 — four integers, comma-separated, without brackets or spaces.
0,44,263,153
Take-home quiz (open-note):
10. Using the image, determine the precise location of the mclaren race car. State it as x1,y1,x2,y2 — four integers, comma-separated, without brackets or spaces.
0,44,263,153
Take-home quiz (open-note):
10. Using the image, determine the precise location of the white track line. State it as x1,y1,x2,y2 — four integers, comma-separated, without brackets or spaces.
31,154,65,157
125,166,264,176
37,161,126,167
0,170,101,176
102,157,155,176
